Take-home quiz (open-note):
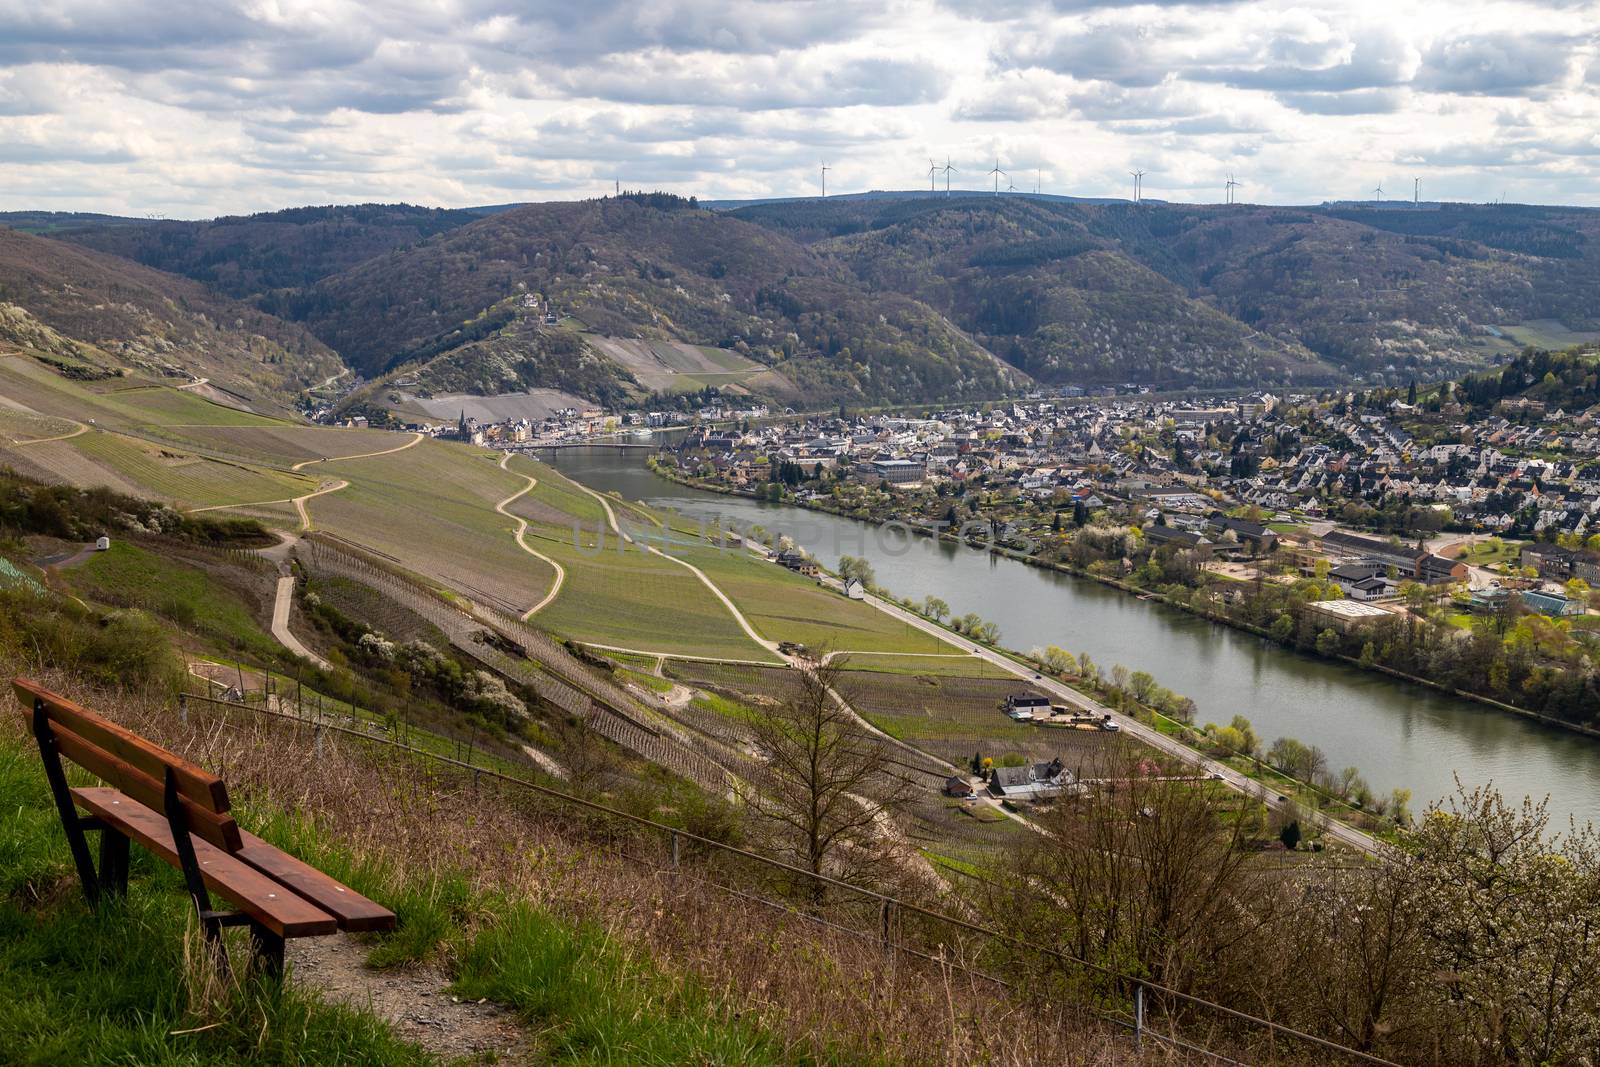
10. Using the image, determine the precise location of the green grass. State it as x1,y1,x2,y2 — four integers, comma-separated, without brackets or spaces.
859,710,1038,742
452,903,837,1066
618,668,675,694
72,542,282,660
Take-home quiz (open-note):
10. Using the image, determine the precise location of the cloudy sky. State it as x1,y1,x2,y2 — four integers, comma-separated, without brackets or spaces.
2,0,1597,217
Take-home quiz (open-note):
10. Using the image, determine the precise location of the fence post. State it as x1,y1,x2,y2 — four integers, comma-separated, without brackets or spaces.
178,692,188,726
1134,982,1145,1050
880,900,894,954
670,830,680,871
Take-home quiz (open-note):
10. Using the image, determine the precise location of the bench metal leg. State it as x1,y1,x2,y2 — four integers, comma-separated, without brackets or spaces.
250,923,286,977
33,700,100,904
97,827,130,898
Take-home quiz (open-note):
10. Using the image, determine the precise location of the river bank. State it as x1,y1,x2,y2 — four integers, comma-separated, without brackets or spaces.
647,458,1600,746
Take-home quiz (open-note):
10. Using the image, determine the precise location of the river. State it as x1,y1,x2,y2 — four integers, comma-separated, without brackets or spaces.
545,445,1600,828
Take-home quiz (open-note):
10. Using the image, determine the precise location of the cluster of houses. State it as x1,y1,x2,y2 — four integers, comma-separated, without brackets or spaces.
675,390,1600,542
671,390,1600,623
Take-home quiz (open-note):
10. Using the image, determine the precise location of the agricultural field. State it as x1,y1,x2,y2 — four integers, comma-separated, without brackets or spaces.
0,437,143,495
0,405,78,443
833,652,997,676
65,430,319,507
584,335,785,395
661,540,958,655
838,668,1108,770
526,531,774,660
662,659,802,703
311,439,558,612
1496,319,1600,352
0,358,281,432
139,423,406,467
308,574,449,648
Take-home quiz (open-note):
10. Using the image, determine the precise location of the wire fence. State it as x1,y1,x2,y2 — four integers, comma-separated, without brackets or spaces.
176,685,1406,1067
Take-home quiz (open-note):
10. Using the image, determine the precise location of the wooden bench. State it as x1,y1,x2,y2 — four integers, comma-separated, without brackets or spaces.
14,677,394,973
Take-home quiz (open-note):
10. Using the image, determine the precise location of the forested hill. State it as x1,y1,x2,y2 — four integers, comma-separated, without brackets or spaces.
733,197,1600,389
285,194,1024,406
17,203,488,300
0,226,342,408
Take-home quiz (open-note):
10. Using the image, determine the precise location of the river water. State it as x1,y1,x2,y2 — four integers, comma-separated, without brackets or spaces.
546,445,1600,827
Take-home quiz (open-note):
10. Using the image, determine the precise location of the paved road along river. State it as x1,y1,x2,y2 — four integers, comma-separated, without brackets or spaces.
546,445,1600,828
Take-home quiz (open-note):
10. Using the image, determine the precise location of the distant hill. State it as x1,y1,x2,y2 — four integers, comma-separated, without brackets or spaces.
0,226,342,409
18,192,1600,406
43,203,485,301
291,194,1023,407
732,196,1600,388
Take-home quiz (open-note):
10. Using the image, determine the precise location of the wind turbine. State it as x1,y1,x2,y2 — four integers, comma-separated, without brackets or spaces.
1373,181,1383,203
928,159,938,192
942,158,956,196
1130,169,1144,204
1413,177,1420,205
1225,173,1240,205
820,162,831,198
988,158,1005,196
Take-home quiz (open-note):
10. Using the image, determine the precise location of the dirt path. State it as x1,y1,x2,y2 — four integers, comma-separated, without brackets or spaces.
293,479,349,531
272,575,332,670
495,452,566,617
290,430,425,471
11,420,88,446
288,933,534,1063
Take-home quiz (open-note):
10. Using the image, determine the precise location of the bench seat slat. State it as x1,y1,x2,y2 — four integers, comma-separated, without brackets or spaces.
234,831,395,933
71,787,337,938
14,679,228,812
47,722,243,852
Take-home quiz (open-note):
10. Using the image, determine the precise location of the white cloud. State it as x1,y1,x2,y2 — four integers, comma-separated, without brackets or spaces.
0,0,1594,216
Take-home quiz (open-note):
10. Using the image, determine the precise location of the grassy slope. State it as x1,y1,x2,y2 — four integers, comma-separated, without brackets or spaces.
71,541,281,662
0,737,437,1067
0,724,832,1066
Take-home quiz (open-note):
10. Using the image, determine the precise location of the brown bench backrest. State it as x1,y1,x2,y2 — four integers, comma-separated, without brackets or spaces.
14,678,242,852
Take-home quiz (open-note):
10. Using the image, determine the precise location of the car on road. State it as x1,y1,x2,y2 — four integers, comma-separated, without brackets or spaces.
1210,772,1224,780
1276,795,1288,803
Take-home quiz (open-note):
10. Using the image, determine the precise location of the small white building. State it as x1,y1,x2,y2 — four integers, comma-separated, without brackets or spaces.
95,536,110,551
844,578,866,600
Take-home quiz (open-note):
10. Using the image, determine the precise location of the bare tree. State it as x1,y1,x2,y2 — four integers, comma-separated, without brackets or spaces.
742,656,915,898
999,744,1274,996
